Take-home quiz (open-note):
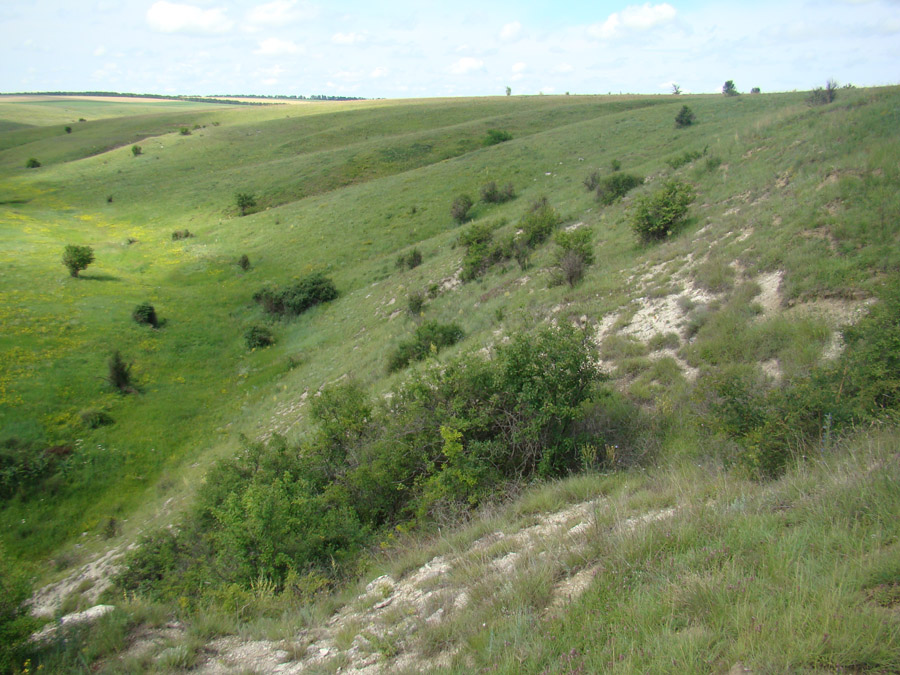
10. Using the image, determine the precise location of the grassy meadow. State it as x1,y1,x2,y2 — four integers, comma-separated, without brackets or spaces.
1,87,899,671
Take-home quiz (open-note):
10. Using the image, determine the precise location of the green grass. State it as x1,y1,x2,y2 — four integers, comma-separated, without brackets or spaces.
1,86,899,579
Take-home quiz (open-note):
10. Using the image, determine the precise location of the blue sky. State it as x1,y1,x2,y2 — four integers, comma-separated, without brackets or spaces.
1,1,898,97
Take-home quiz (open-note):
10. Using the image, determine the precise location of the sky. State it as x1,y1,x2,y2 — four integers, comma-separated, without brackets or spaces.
1,0,898,98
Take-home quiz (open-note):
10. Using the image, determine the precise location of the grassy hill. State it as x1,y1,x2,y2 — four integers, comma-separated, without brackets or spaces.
1,88,899,672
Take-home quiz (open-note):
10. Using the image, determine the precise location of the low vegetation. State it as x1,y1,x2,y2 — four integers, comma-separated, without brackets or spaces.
62,244,94,277
630,179,696,241
252,272,338,317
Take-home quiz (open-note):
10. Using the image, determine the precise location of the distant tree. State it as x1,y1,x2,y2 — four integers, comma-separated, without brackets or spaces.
131,144,142,156
675,105,696,128
722,80,738,96
62,244,94,277
671,83,682,95
25,158,41,168
750,87,761,94
806,79,839,106
506,86,512,96
235,192,257,216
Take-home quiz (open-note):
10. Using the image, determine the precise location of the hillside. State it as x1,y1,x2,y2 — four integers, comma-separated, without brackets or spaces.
1,88,899,673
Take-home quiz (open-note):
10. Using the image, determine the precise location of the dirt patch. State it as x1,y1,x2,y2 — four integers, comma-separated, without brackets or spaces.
31,546,129,618
755,271,783,317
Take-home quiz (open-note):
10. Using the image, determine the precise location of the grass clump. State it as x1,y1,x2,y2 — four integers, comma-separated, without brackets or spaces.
388,320,464,371
483,129,512,146
630,180,696,242
666,148,704,170
253,273,338,317
106,350,134,394
596,173,643,206
171,229,193,240
245,325,275,349
396,248,422,271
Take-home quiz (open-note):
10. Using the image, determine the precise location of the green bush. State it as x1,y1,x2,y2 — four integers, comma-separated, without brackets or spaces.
131,144,142,156
0,438,58,499
583,170,600,191
806,79,838,106
396,248,422,270
610,159,622,172
107,350,134,393
480,181,515,204
238,254,251,271
171,229,193,240
245,325,275,349
253,273,338,317
553,227,594,287
179,127,191,135
630,180,696,242
674,105,696,128
460,222,499,281
722,80,738,96
521,197,562,247
62,244,94,277
388,320,464,372
80,409,114,429
666,148,704,170
25,157,41,168
450,194,474,223
484,129,512,146
407,291,425,316
132,302,158,328
596,172,643,205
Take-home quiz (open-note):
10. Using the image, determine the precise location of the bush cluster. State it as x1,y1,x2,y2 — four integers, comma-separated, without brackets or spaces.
387,320,464,372
117,325,608,599
459,221,513,281
253,273,338,317
630,180,696,242
596,173,643,206
483,129,512,146
666,148,704,170
395,248,422,271
480,181,515,204
807,79,838,106
521,197,563,247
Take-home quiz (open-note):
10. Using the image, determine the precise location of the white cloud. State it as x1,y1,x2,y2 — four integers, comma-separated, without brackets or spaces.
93,45,107,57
146,1,233,34
449,57,483,74
332,32,365,44
589,2,676,40
255,37,302,55
500,21,521,40
512,61,527,73
371,67,388,78
556,63,574,73
247,0,314,26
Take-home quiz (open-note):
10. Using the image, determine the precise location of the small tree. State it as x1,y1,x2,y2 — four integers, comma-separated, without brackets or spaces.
62,244,94,277
750,87,761,94
675,105,696,128
554,227,594,287
132,302,159,328
451,194,474,223
722,80,738,96
505,86,512,96
107,350,134,393
238,254,251,270
806,79,838,106
65,126,72,133
235,192,257,216
671,83,681,95
631,180,696,242
131,144,142,156
25,158,41,168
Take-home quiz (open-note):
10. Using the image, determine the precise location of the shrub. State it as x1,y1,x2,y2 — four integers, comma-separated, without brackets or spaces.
235,192,257,216
26,157,41,168
450,194,474,223
610,159,622,172
521,197,562,247
65,125,72,133
407,291,425,316
806,79,838,106
245,325,275,349
238,254,251,270
171,229,193,240
596,172,642,205
388,320,464,371
675,105,696,127
396,248,422,270
179,127,191,135
483,129,512,146
132,302,159,328
583,170,600,191
107,350,134,393
553,228,594,287
480,180,516,204
80,409,114,429
666,148,704,169
131,144,142,156
750,87,761,94
630,180,696,242
722,80,738,96
460,221,499,281
253,272,338,317
62,244,94,277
